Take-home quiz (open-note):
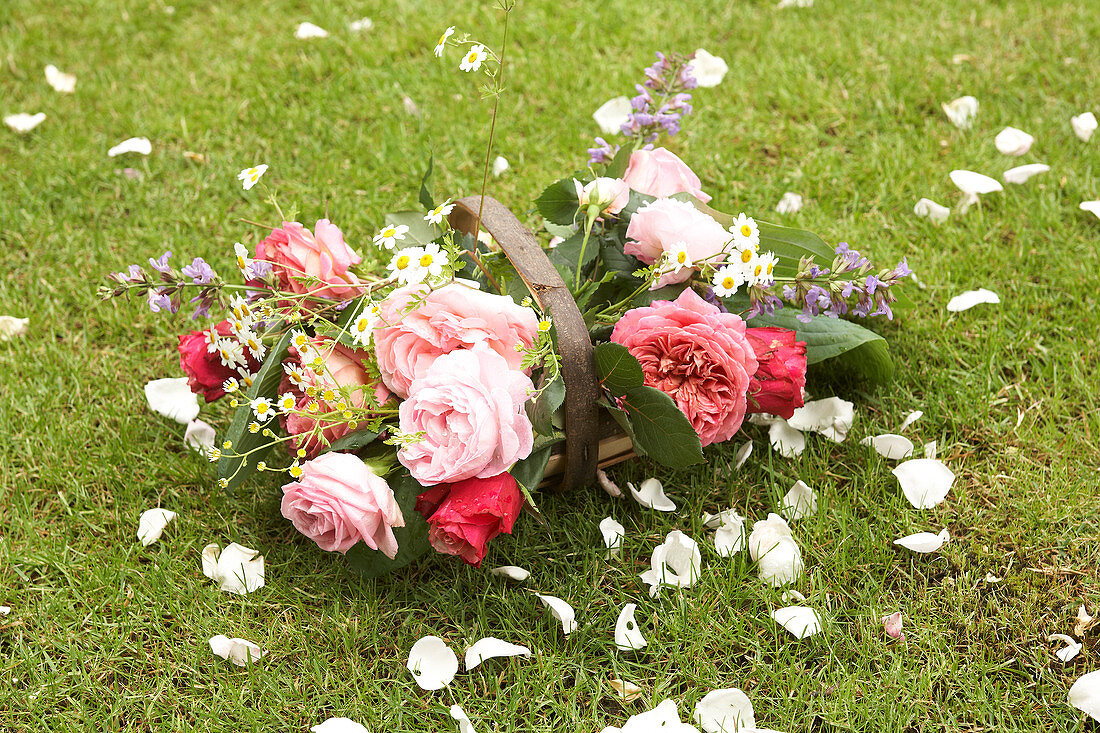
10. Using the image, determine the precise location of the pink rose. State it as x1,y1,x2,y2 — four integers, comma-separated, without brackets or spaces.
578,177,631,216
611,288,758,447
255,220,365,301
280,452,405,557
625,198,730,288
622,147,711,203
414,473,523,566
373,282,539,398
397,347,534,485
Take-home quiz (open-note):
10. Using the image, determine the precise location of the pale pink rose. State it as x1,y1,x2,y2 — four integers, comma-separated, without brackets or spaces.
373,282,539,398
625,198,730,288
255,219,365,301
280,452,405,557
578,177,631,216
622,147,711,203
611,288,758,447
397,348,534,485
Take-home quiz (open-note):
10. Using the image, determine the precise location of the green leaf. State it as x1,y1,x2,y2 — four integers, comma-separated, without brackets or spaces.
593,342,644,395
599,400,647,458
535,178,580,225
548,229,597,274
323,429,379,454
510,443,553,495
384,211,440,246
749,309,894,384
629,283,688,309
418,155,435,211
604,144,634,179
544,221,576,240
599,235,640,278
217,331,293,491
527,375,566,435
619,385,703,468
344,471,431,579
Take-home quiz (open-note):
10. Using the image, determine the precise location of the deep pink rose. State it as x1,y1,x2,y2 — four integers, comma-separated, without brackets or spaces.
744,327,808,420
624,198,730,288
622,147,711,203
254,219,365,301
280,452,404,556
611,288,758,447
177,319,260,401
397,347,534,485
414,473,523,566
373,282,539,398
281,336,389,458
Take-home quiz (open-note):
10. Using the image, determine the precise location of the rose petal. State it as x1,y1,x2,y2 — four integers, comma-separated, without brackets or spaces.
1071,112,1097,142
688,49,728,88
614,603,647,651
894,528,950,553
600,517,626,557
407,636,458,690
768,418,805,457
348,17,374,33
604,699,696,733
893,458,954,508
788,397,855,442
449,705,477,733
1049,634,1082,663
144,377,200,424
771,606,824,639
137,508,177,546
777,0,814,8
490,565,530,582
209,635,265,666
1003,163,1050,184
914,198,950,224
942,96,979,129
464,637,531,670
994,126,1034,156
881,611,905,640
923,441,938,460
492,156,509,177
596,469,623,498
775,192,803,214
1069,671,1100,722
639,530,702,596
610,679,644,702
781,480,817,520
3,113,46,133
44,64,76,93
184,419,216,453
1076,605,1098,636
312,719,370,733
860,433,915,460
781,589,807,604
107,136,152,157
1080,201,1100,221
693,688,755,733
733,441,753,469
201,542,265,594
295,22,329,39
628,478,677,512
593,96,633,135
713,511,747,558
950,170,1002,212
899,410,924,431
536,594,577,635
0,315,28,340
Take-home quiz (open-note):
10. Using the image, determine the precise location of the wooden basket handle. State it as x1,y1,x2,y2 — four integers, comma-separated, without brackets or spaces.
448,195,600,492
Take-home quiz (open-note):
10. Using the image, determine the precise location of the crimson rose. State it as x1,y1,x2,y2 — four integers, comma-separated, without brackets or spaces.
744,327,808,420
177,319,259,402
414,473,523,566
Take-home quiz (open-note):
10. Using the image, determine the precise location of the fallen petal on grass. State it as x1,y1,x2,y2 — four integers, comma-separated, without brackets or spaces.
689,49,728,87
775,191,803,214
713,511,747,557
201,542,265,594
1071,112,1097,142
348,17,373,33
312,719,370,733
1080,201,1100,221
1003,163,1050,184
603,699,697,733
145,377,200,424
492,156,509,177
1050,634,1082,663
994,126,1034,156
771,606,823,638
449,705,477,733
882,611,905,640
184,419,216,453
893,458,954,508
788,397,855,442
749,514,803,587
108,136,152,157
628,478,677,511
464,637,531,670
894,528,950,553
861,433,915,460
490,565,530,582
295,22,329,39
596,469,623,497
1075,605,1097,636
942,96,979,129
769,419,806,457
914,198,950,223
950,170,1002,213
781,480,817,520
536,594,577,635
0,315,29,340
615,603,647,651
899,410,924,431
1069,671,1100,722
600,516,626,557
610,678,644,702
693,688,755,733
137,508,176,546
44,64,76,93
592,96,633,135
734,440,753,469
407,636,458,690
640,530,702,596
4,113,46,133
209,635,265,666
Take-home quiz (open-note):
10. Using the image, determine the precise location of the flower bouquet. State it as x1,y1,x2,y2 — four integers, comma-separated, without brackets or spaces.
101,37,910,578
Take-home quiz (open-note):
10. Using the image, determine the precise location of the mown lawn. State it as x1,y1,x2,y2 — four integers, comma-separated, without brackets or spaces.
1,0,1098,730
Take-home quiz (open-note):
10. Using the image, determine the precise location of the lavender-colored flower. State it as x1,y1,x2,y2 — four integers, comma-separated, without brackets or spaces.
147,288,173,313
250,259,272,279
189,293,212,320
149,251,173,273
182,257,216,285
588,137,618,165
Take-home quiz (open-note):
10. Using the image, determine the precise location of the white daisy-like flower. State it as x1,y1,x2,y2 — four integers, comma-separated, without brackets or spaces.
237,164,268,191
237,369,256,389
730,238,758,270
241,331,267,361
277,392,297,413
729,213,760,247
665,241,692,274
434,26,455,58
755,251,778,286
424,199,455,226
222,377,240,394
746,253,772,287
387,247,427,284
288,329,310,353
416,242,448,279
712,265,745,297
233,243,254,277
250,397,274,422
283,363,308,390
372,223,409,250
217,341,245,369
459,44,487,73
228,295,251,322
350,306,380,346
204,330,220,354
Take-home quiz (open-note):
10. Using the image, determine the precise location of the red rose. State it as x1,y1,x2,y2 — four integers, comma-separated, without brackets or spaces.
177,320,259,402
744,327,807,420
414,473,524,566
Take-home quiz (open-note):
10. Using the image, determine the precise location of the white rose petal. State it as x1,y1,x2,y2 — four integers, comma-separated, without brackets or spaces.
209,635,265,666
593,96,633,135
490,565,530,582
748,513,794,561
1049,634,1082,663
788,397,855,442
44,64,76,93
749,514,803,587
184,419,216,453
610,679,644,702
600,517,626,557
914,198,950,224
734,440,753,469
201,542,265,595
893,458,954,508
464,637,531,670
860,433,915,460
108,136,152,157
295,22,329,39
693,688,755,733
985,573,1002,583
769,418,806,457
781,589,807,604
1071,112,1097,142
492,156,509,177
712,511,747,558
0,315,29,340
688,49,728,88
941,96,979,129
947,288,1001,312
608,699,698,733
1079,201,1100,220
781,480,817,520
1069,670,1100,722
771,606,824,639
348,17,374,33
137,508,177,546
640,530,702,597
899,410,924,431
144,377,200,424
536,594,577,635
894,528,950,553
950,169,1003,213
615,603,647,651
596,468,623,498
449,705,477,733
994,126,1034,156
4,113,46,133
777,0,814,7
312,718,371,733
923,441,938,460
1003,163,1050,184
628,477,677,511
406,636,458,690
775,192,804,214
0,606,9,615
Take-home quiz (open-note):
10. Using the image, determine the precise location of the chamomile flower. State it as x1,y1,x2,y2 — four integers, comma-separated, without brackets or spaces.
712,264,746,297
283,363,308,389
237,369,256,389
424,199,455,226
417,242,448,279
320,388,337,404
387,247,426,284
434,26,455,58
289,328,311,351
241,331,266,361
751,251,778,286
731,239,758,268
277,393,297,413
222,377,240,394
729,213,760,247
248,422,262,434
250,397,274,422
204,329,220,354
233,242,254,277
537,318,553,333
217,340,245,369
207,447,221,462
459,44,487,72
289,461,304,479
350,306,380,347
665,241,692,274
373,223,409,250
229,295,252,322
237,164,269,191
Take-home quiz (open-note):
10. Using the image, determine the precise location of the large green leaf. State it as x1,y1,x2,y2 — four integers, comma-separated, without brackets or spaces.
599,400,646,458
323,428,379,454
604,144,634,179
619,385,703,468
527,374,566,436
535,178,580,225
384,211,440,246
345,471,431,579
510,443,553,495
218,331,293,491
548,230,597,275
593,342,644,396
749,309,894,384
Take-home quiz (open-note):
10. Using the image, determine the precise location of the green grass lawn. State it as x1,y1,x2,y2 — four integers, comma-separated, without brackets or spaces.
2,0,1099,730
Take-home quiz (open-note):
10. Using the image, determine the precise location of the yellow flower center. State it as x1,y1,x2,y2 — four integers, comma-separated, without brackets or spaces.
437,33,447,47
323,389,336,402
257,403,268,414
676,251,687,264
356,321,368,333
538,320,552,332
382,227,395,238
467,51,477,62
722,277,735,289
741,249,752,263
766,262,774,275
419,253,434,267
754,265,763,276
741,224,752,238
395,255,410,270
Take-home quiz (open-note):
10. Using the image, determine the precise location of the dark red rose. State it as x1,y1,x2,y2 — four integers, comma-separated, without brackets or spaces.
414,473,523,566
744,327,808,420
177,319,258,402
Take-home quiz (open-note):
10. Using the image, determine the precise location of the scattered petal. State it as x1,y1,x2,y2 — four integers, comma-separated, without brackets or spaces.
610,678,644,702
894,528,950,553
295,22,329,39
600,516,626,557
694,688,755,733
449,705,477,733
713,511,748,558
184,419,216,453
781,589,807,604
775,192,804,214
144,377,200,424
615,603,647,651
947,288,1001,314
985,573,1002,583
492,156,509,177
312,719,370,733
605,699,697,733
183,150,206,164
1075,605,1098,636
950,170,1002,213
464,637,531,670
788,397,855,442
490,565,530,582
1069,671,1100,722
137,508,177,546
348,17,374,33
1050,634,1082,663
108,136,152,157
881,611,905,641
593,96,633,135
640,530,702,597
401,96,419,116
689,49,728,88
407,636,458,690
777,0,814,7
860,433,915,460
1071,112,1097,142
733,440,753,469
4,113,46,133
1003,163,1050,184
596,469,623,498
899,410,924,431
1080,201,1100,221
0,315,29,340
914,198,950,224
893,458,954,508
749,514,803,586
628,478,677,511
201,542,265,594
209,635,265,666
941,96,979,129
0,606,9,615
923,441,938,460
994,126,1034,156
771,606,823,638
781,480,817,520
536,594,577,635
768,419,806,457
44,64,76,93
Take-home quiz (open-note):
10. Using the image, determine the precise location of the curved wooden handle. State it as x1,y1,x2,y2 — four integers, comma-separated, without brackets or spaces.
449,195,600,492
